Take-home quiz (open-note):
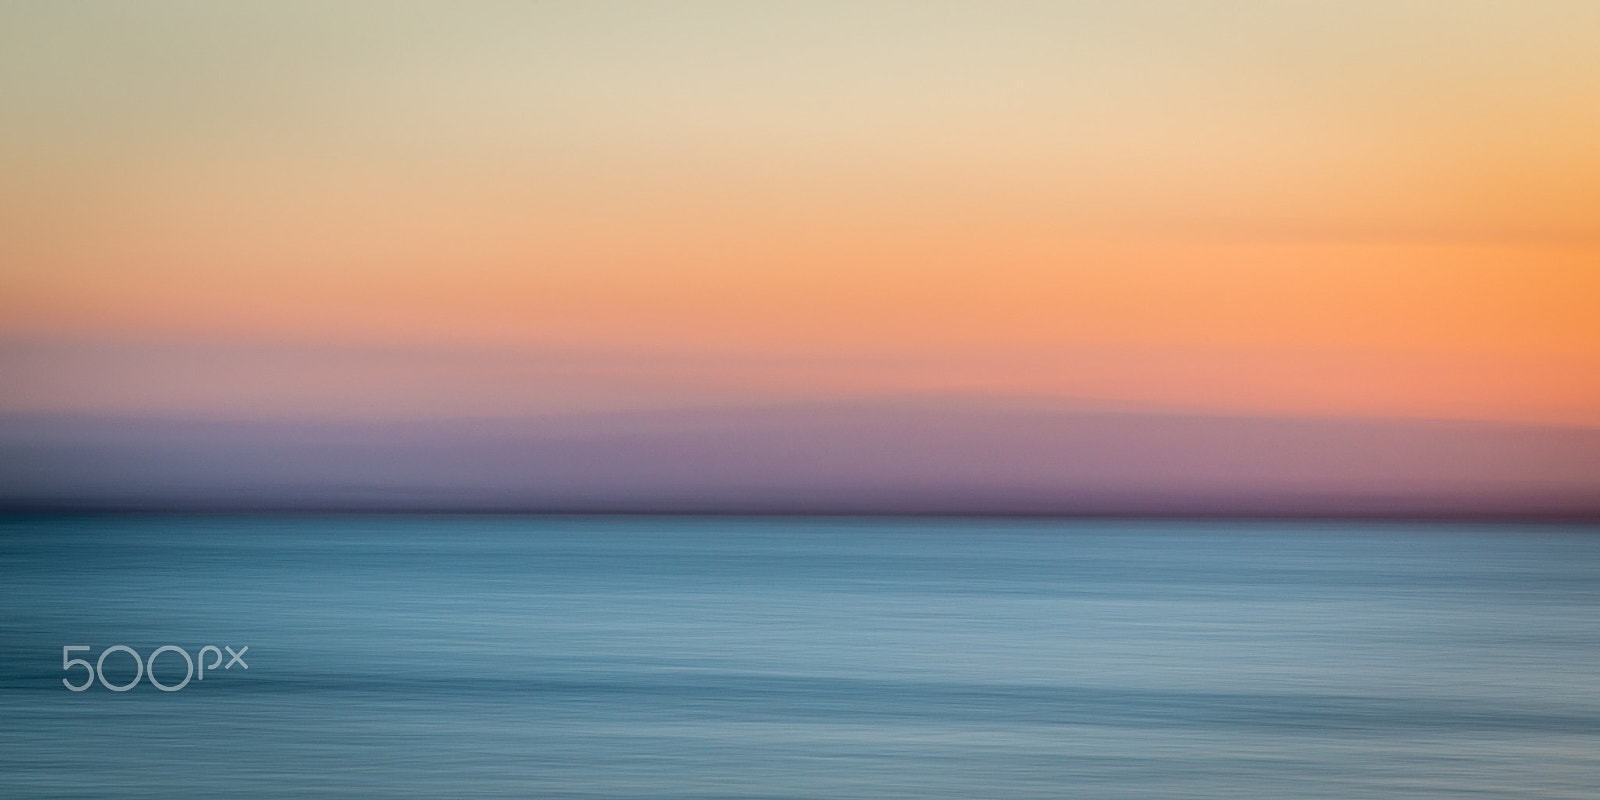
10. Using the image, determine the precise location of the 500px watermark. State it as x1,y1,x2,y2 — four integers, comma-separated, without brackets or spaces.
61,645,248,692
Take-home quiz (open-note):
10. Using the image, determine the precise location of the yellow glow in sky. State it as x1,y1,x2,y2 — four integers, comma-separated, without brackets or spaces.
3,2,1597,423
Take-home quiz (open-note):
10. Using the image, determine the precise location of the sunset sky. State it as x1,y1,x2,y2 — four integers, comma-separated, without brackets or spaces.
3,1,1598,426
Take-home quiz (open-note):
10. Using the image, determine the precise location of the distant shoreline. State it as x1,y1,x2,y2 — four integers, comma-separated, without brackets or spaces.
6,403,1596,523
4,506,1597,524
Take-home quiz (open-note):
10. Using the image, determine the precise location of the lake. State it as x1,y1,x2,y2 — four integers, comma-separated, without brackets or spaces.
2,514,1597,798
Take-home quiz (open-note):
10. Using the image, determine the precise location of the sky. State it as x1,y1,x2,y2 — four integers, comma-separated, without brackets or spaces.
3,1,1598,435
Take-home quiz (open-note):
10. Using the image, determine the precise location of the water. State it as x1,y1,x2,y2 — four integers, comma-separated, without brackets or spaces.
2,514,1597,799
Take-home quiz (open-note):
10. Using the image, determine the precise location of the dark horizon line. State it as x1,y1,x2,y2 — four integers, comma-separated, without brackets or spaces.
5,503,1597,524
8,404,1594,524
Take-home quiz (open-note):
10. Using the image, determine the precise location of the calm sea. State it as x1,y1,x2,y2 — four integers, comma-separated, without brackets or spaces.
2,514,1597,798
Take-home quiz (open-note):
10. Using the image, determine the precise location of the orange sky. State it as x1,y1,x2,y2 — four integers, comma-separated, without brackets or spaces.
2,2,1597,424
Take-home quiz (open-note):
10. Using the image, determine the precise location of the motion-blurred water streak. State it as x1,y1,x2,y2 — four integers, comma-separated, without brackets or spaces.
2,515,1597,799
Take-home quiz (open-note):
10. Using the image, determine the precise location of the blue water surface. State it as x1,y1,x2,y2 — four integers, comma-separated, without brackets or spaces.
2,514,1597,798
